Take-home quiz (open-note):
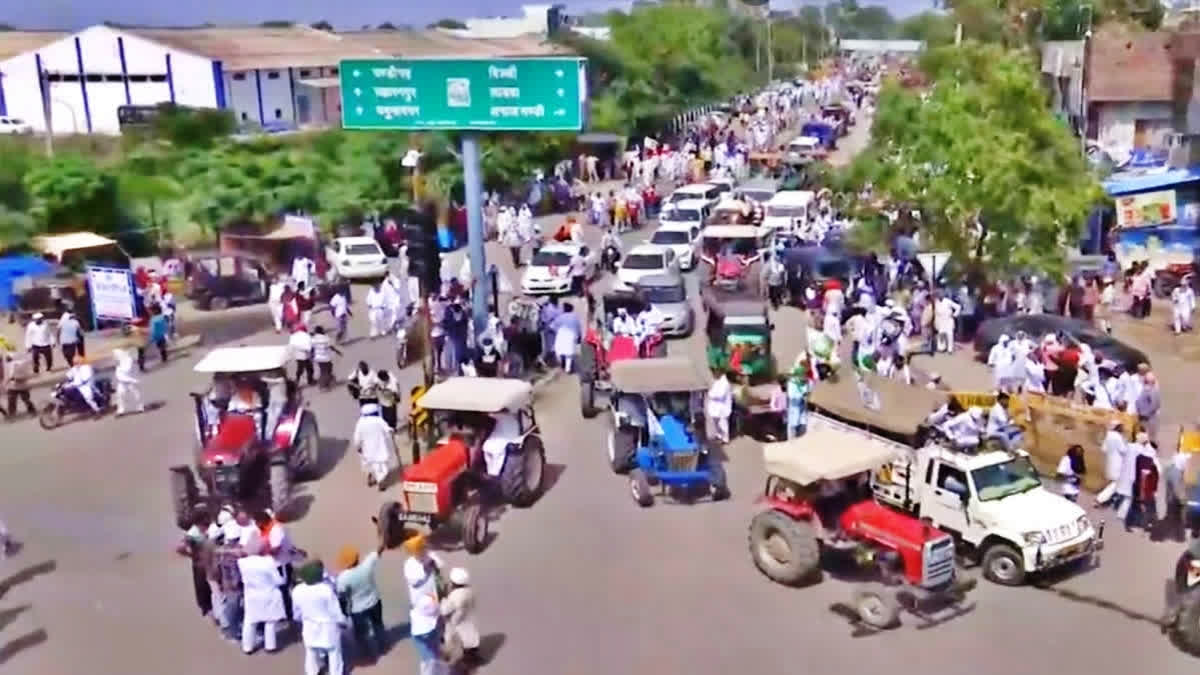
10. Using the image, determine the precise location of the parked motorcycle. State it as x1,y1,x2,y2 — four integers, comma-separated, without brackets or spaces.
39,379,113,429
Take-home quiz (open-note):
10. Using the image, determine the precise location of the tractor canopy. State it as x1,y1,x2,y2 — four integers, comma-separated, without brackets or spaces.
610,357,711,394
762,426,901,486
417,376,532,413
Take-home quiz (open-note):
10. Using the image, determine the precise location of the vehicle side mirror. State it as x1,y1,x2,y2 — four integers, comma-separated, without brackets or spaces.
943,476,968,501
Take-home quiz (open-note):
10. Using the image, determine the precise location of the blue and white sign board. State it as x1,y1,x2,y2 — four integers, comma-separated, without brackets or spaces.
86,266,137,323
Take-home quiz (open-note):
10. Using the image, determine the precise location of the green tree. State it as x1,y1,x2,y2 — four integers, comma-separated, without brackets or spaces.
845,42,1104,277
0,207,37,250
311,20,334,31
896,11,958,46
23,155,121,235
149,103,237,148
430,18,467,29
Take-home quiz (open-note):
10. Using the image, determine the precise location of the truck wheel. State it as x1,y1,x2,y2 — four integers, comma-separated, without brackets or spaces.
209,296,229,311
748,510,820,585
579,343,599,418
291,414,321,478
608,427,638,473
499,436,545,507
462,503,489,554
708,463,731,501
982,543,1026,586
169,465,199,530
853,584,902,629
267,462,291,520
630,468,654,507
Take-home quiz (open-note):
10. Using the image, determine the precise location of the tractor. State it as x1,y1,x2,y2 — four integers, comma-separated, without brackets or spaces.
605,358,730,506
169,346,321,528
377,377,546,554
749,419,974,629
698,224,770,295
579,290,667,418
702,288,775,384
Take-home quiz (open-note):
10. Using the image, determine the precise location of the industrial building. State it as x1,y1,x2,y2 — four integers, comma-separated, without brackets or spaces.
0,24,569,135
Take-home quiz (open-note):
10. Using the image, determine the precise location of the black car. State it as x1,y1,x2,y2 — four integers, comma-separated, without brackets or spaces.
974,314,1148,371
186,255,268,311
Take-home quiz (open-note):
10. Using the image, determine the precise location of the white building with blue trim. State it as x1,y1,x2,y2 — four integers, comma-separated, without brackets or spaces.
0,24,570,135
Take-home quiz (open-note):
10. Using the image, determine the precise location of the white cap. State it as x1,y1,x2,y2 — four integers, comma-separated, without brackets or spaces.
31,312,43,320
360,403,381,416
409,593,440,636
449,567,470,585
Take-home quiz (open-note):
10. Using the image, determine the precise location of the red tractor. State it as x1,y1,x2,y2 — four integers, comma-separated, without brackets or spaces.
698,224,766,296
748,422,974,629
169,346,321,527
377,377,547,554
579,290,666,418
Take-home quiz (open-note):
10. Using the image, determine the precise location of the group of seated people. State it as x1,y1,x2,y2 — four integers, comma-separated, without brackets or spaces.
204,371,291,439
924,393,1021,451
610,306,663,346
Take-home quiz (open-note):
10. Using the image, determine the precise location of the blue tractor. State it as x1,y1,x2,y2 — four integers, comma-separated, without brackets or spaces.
605,358,730,507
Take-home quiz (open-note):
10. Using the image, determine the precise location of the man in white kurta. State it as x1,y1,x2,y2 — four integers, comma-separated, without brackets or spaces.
933,295,960,353
365,284,386,338
291,256,313,288
292,563,348,675
113,347,144,415
350,404,398,489
380,275,400,334
237,548,285,654
706,371,734,443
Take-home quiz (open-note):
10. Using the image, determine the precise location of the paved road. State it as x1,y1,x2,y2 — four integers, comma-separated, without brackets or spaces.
2,114,1197,675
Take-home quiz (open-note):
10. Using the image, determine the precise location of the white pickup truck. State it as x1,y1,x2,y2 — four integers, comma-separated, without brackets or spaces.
871,439,1103,586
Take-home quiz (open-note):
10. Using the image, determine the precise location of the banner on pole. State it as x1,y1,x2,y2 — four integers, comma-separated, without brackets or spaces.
86,266,137,322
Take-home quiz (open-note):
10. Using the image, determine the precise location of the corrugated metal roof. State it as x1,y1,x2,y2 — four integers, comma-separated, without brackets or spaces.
124,26,385,70
342,30,572,59
1087,27,1174,102
0,31,68,61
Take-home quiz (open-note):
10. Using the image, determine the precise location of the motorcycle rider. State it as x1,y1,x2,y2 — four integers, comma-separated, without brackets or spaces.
65,355,102,417
600,228,622,273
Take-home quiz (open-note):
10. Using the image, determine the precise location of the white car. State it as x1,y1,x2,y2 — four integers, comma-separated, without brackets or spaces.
325,236,389,280
666,183,723,210
648,221,701,271
616,244,677,289
0,116,32,134
521,242,596,295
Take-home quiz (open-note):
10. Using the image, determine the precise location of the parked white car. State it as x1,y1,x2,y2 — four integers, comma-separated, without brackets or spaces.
521,242,595,295
616,244,677,289
666,183,723,210
0,117,32,134
325,236,389,280
648,221,702,271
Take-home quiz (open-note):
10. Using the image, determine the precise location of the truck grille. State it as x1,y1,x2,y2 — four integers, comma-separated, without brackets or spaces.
404,490,439,514
667,453,698,473
922,539,956,587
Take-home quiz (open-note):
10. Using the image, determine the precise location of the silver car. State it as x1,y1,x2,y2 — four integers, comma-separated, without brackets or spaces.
636,273,693,337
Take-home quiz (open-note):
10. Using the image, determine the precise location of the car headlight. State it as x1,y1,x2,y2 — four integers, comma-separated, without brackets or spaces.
1076,515,1091,534
1022,531,1046,546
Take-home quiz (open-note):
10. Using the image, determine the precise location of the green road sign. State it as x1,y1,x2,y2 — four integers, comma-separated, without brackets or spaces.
339,58,586,132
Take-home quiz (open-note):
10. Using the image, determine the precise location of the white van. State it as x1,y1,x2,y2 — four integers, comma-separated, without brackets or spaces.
762,190,814,234
667,183,722,209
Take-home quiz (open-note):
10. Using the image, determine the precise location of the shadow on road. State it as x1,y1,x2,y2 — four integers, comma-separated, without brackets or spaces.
0,561,57,600
180,309,273,347
479,632,506,664
0,628,47,665
1032,583,1164,627
310,436,348,481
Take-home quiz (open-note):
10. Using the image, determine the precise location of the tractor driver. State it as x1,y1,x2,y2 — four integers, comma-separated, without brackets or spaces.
480,410,521,477
228,379,266,437
812,478,853,539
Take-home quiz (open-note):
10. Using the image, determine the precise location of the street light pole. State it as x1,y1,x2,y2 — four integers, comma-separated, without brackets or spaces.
462,134,490,335
38,67,53,157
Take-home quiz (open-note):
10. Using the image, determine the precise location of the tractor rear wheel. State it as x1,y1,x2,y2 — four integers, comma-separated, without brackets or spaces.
608,427,638,473
853,584,902,629
630,469,654,507
1172,588,1200,654
291,414,321,479
169,465,200,530
499,436,546,507
267,462,291,520
748,510,820,586
462,503,489,554
579,344,599,418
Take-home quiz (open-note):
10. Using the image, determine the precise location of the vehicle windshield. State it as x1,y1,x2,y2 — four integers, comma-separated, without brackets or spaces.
345,243,382,256
817,260,850,279
740,190,775,203
642,285,685,303
972,457,1042,501
670,191,704,203
531,251,571,267
651,230,692,245
767,206,807,218
623,254,664,270
663,209,701,223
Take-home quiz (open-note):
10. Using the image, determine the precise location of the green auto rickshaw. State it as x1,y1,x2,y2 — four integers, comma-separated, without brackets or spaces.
701,289,774,383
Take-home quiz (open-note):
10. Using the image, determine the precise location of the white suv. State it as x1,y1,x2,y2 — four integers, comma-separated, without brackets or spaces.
0,117,32,134
648,221,701,271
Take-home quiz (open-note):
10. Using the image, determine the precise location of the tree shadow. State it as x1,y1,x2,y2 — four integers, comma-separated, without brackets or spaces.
0,628,47,665
0,561,57,600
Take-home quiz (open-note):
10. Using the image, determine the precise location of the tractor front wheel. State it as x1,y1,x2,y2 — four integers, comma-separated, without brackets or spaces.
267,462,292,520
291,414,321,479
853,584,902,629
748,510,820,586
608,427,638,473
499,436,546,507
630,468,654,507
462,503,489,554
169,465,200,530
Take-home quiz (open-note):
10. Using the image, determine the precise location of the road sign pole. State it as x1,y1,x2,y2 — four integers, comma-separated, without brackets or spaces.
462,133,489,334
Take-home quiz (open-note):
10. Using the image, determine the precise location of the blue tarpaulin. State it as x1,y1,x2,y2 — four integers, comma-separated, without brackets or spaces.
0,255,55,311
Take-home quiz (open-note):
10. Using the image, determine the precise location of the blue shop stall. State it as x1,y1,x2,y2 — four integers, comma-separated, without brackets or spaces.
1102,166,1200,270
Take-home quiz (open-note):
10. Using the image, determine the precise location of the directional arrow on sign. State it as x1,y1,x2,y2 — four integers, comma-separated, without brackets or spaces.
555,69,564,78
556,88,564,97
355,106,364,115
352,69,361,78
353,88,362,96
553,109,566,116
